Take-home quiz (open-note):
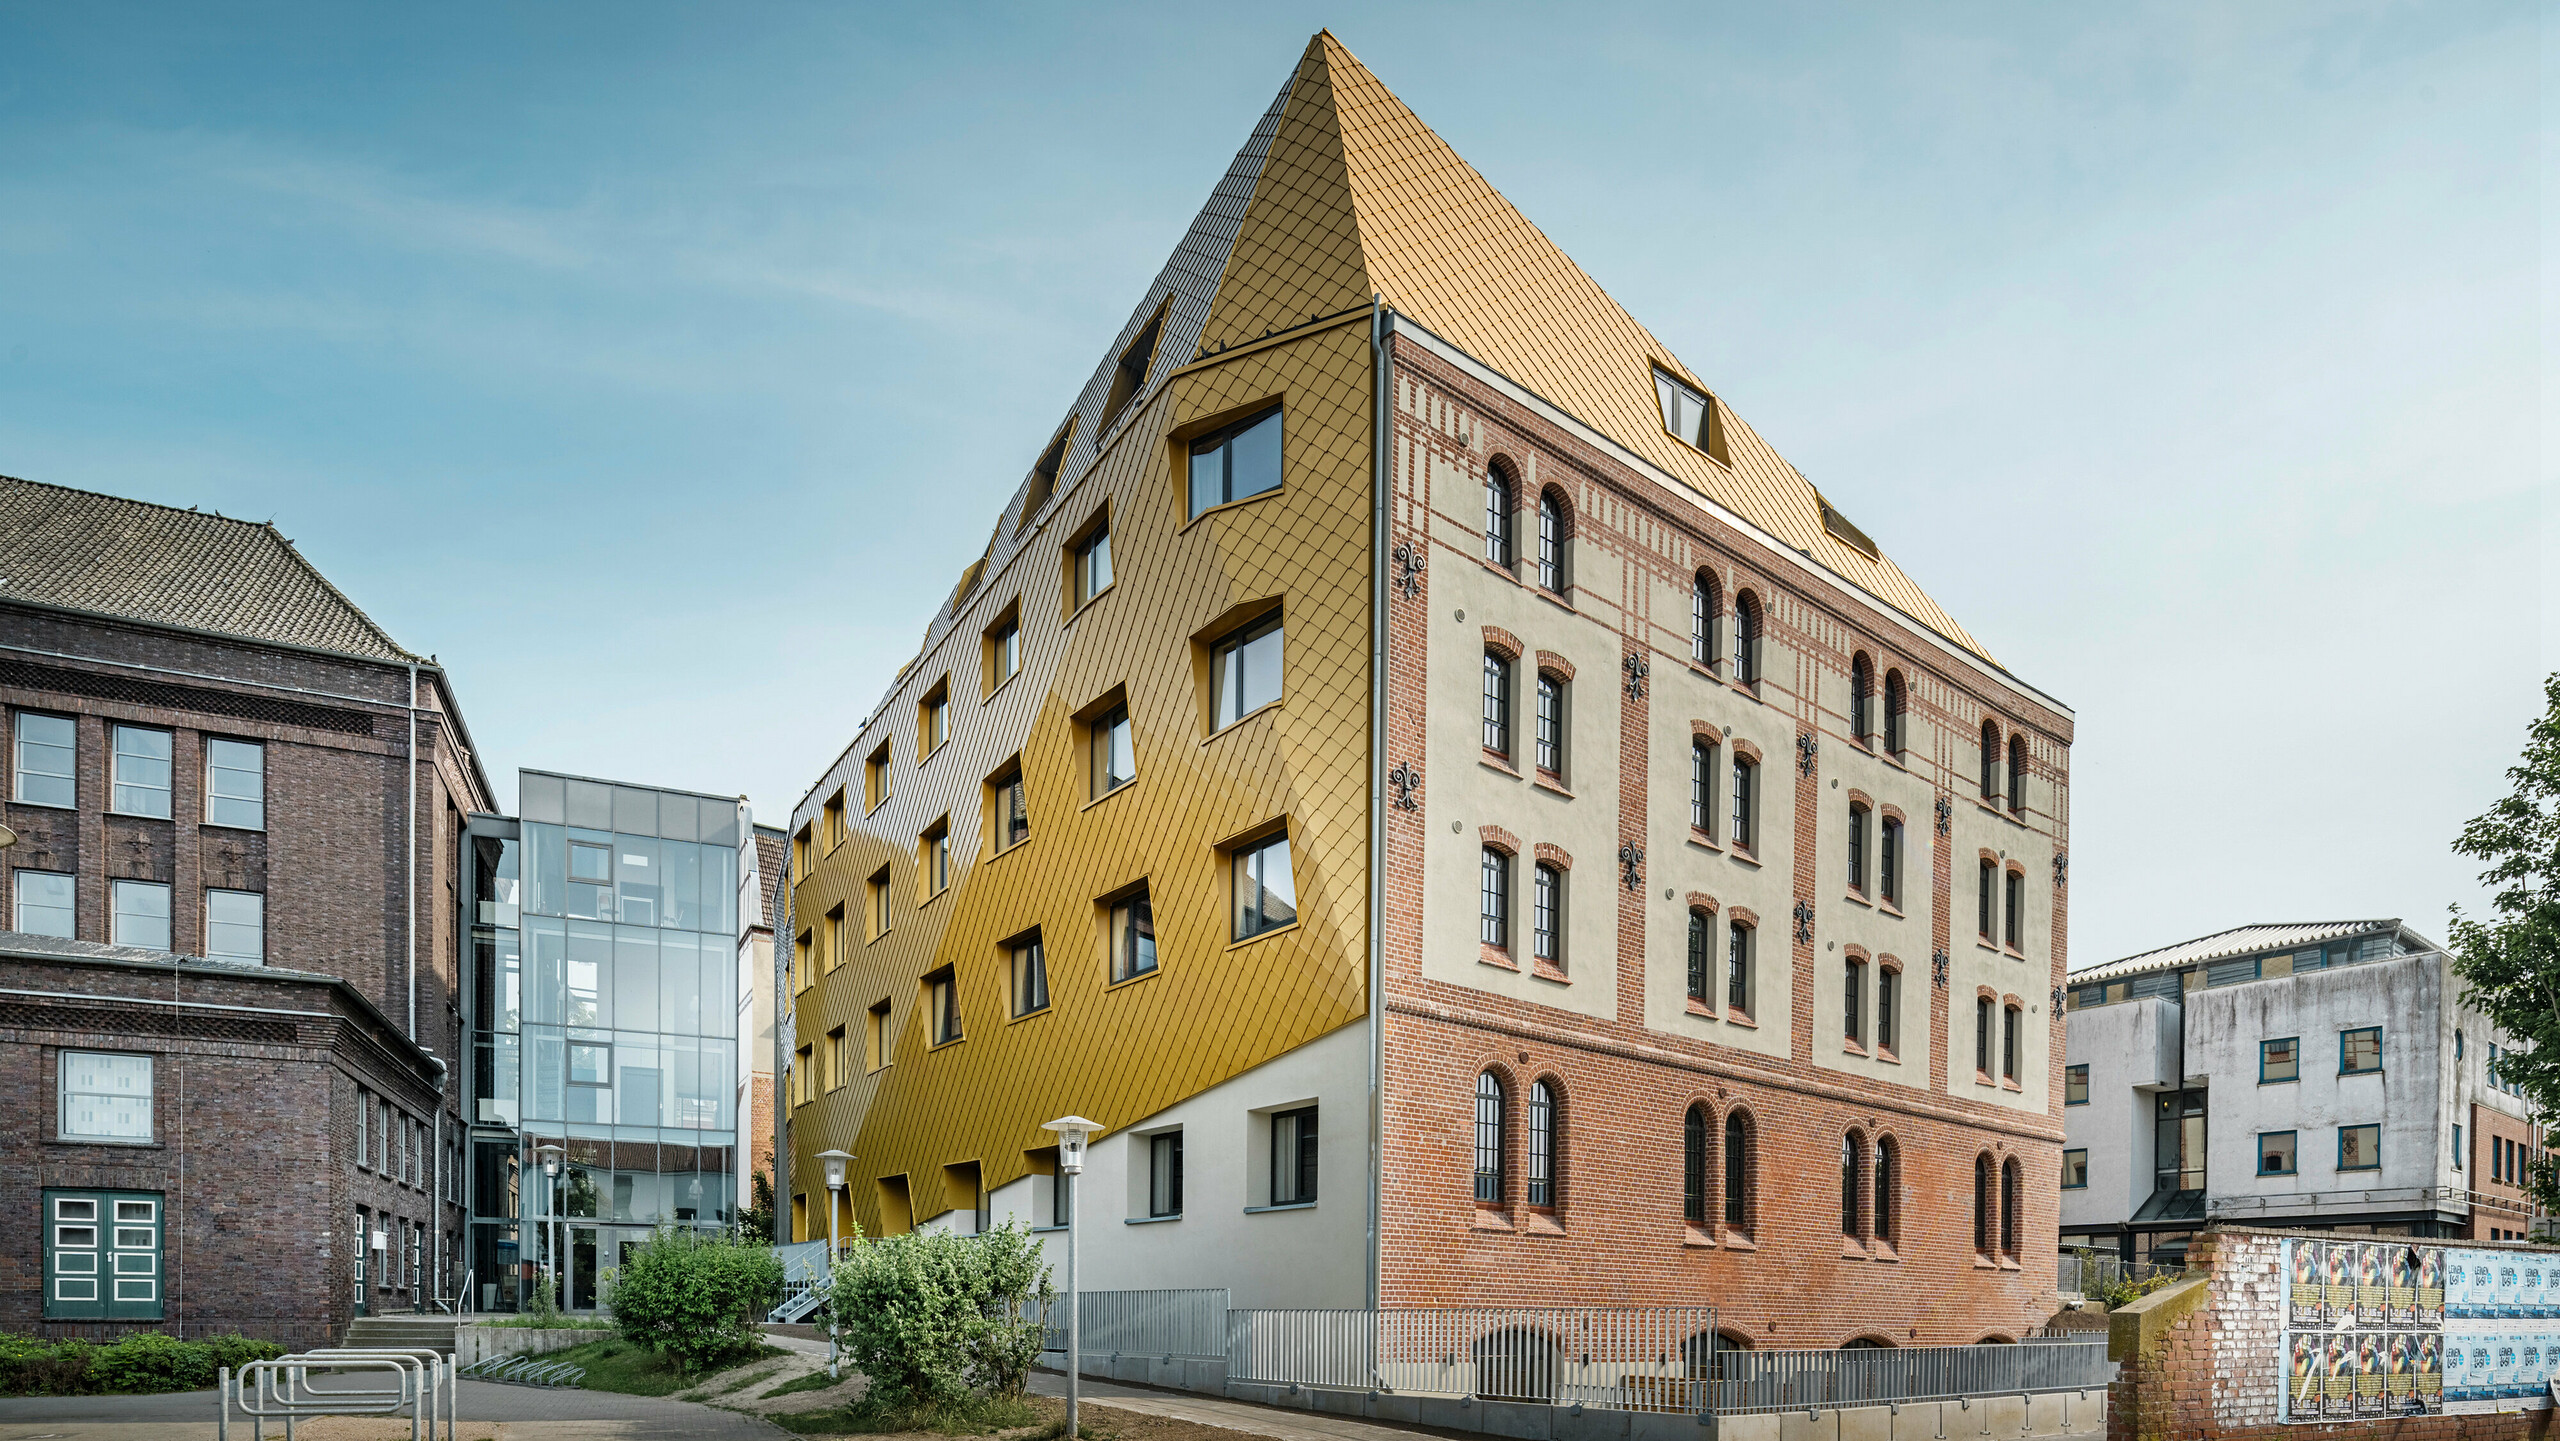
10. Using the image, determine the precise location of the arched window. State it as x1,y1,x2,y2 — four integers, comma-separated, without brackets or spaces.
1850,654,1874,746
1534,672,1566,778
1484,465,1515,568
1482,652,1513,758
1841,1337,1894,1350
1686,909,1713,1004
1689,736,1715,836
1536,491,1568,592
1847,800,1869,894
2000,1156,2022,1257
1973,1153,1994,1256
1531,863,1564,972
1884,671,1907,756
1527,1080,1558,1208
1980,719,2001,799
1473,1072,1507,1204
1733,593,1760,686
1874,1136,1898,1243
2007,734,2027,814
1691,572,1719,667
1840,1132,1862,1238
1480,847,1511,951
1722,1110,1753,1234
1682,1104,1709,1224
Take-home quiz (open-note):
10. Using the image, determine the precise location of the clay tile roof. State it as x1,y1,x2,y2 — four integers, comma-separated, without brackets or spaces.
2069,920,2429,984
0,474,414,662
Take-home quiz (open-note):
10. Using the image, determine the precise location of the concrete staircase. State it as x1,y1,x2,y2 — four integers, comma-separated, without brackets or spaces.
342,1314,462,1356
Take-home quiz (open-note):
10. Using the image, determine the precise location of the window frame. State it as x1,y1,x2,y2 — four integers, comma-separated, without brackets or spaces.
109,724,173,820
1847,801,1869,894
984,611,1022,694
1730,754,1756,851
1879,817,1900,906
109,878,171,951
1725,920,1753,1018
13,867,76,939
1530,862,1564,973
1090,701,1135,798
1535,490,1568,593
1210,611,1285,732
1685,909,1713,1005
926,969,962,1047
2260,1037,2300,1084
1876,965,1899,1055
1480,847,1512,952
1484,467,1515,568
1108,886,1158,984
1731,593,1760,687
203,737,266,830
2339,1027,2383,1076
2062,1148,2089,1190
2001,1003,2021,1082
1147,1130,1185,1218
1071,513,1115,612
1185,403,1284,518
2257,1131,2298,1177
1533,671,1566,779
12,710,76,809
1231,829,1297,942
1472,1071,1506,1205
2337,1123,2381,1172
202,888,265,965
1482,652,1513,760
1689,736,1714,836
1525,1080,1557,1210
58,1050,154,1144
2064,1063,2089,1105
1269,1105,1318,1207
1010,932,1048,1018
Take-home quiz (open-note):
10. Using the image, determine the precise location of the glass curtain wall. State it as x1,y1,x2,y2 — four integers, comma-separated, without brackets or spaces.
467,772,742,1312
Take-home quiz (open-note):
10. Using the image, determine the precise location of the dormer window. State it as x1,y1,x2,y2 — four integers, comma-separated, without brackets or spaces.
1652,368,1727,462
1100,303,1166,434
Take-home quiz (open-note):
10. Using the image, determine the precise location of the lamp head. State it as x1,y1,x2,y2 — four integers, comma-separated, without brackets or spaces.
1041,1115,1101,1175
816,1148,852,1191
537,1142,564,1178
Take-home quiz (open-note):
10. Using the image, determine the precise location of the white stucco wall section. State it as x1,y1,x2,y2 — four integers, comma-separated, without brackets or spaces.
957,1019,1369,1309
1807,740,1938,1092
1945,795,2052,1117
2060,996,2177,1231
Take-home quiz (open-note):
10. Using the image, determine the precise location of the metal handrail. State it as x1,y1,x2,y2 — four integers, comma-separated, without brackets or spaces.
220,1348,454,1441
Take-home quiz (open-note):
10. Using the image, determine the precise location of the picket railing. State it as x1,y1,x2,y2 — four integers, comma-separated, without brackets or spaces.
1705,1338,2114,1415
1034,1287,1230,1360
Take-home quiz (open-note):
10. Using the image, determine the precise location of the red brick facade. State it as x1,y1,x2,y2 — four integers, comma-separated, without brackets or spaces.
1377,332,2073,1346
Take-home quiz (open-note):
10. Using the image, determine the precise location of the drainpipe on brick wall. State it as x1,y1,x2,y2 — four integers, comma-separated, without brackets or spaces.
1366,294,1388,1311
406,663,419,1042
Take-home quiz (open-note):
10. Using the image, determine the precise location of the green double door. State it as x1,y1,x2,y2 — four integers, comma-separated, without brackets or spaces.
44,1190,162,1320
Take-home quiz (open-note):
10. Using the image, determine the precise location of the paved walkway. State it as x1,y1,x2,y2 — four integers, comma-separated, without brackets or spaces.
1028,1372,1447,1441
0,1376,786,1440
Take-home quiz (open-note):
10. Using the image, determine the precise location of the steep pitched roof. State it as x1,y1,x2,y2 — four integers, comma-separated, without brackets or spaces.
0,474,414,662
1191,32,1988,658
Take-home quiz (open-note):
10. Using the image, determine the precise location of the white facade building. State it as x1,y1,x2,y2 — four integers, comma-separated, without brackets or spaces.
2061,921,2542,1267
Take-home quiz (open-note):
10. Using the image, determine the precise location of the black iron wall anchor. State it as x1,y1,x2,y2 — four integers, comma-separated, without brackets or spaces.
1618,843,1645,892
1390,539,1427,600
1388,761,1421,812
1621,653,1649,700
1792,900,1815,945
1796,733,1818,776
1931,949,1950,988
1933,795,1952,836
2051,986,2066,1013
2052,851,2069,888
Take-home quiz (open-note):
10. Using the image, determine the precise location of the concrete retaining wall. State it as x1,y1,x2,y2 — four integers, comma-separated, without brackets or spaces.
453,1322,612,1368
1222,1379,2107,1441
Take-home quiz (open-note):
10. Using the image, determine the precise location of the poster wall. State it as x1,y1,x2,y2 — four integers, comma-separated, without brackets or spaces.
2279,1238,2560,1421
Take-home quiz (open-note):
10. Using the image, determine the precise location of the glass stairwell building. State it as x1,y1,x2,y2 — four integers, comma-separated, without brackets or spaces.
459,769,747,1312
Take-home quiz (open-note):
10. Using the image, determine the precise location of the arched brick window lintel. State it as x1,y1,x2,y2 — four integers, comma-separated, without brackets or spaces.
1482,626,1524,661
1876,954,1903,975
1842,943,1871,963
1847,787,1876,811
2001,993,2024,1010
1534,650,1576,682
1685,891,1720,915
1879,803,1907,826
1978,847,2002,864
1730,738,1764,765
1533,842,1573,871
1479,825,1522,855
1728,906,1761,928
1689,720,1723,740
1975,984,2001,1002
2005,860,2028,878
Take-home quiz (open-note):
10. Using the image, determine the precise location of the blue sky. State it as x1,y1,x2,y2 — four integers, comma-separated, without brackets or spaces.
0,3,2544,966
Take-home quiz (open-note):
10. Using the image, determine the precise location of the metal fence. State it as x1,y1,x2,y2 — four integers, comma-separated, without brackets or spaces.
2057,1250,2182,1297
1705,1338,2114,1416
1225,1305,2112,1417
1229,1306,1722,1411
1036,1287,1230,1360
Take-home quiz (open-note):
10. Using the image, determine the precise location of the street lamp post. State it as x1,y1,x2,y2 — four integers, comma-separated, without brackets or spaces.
816,1149,852,1381
1041,1116,1099,1438
537,1144,564,1313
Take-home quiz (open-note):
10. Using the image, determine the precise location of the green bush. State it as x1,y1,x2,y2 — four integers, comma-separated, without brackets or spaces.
832,1223,1051,1411
606,1228,785,1376
0,1331,282,1396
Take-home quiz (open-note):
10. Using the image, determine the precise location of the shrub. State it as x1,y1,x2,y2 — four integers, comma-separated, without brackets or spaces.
832,1222,1051,1411
0,1331,282,1396
0,1335,95,1396
607,1228,785,1376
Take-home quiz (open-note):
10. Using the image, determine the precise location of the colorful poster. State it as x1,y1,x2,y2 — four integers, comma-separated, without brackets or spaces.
2415,1334,2445,1415
2388,1248,2419,1327
2417,1249,2445,1326
2357,1245,2391,1327
2325,1333,2357,1416
2500,1262,2524,1318
2494,1338,2519,1398
2531,1264,2553,1320
2288,1332,2325,1419
2289,1240,2326,1326
2355,1331,2388,1415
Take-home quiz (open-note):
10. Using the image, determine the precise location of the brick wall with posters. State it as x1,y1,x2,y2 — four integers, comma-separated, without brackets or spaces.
0,599,491,1338
0,942,447,1349
2106,1227,2554,1441
1378,329,2075,1345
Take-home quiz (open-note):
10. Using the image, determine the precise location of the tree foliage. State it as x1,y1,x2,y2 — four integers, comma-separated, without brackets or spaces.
2449,673,2560,1222
605,1228,784,1375
739,1169,777,1246
831,1223,1052,1411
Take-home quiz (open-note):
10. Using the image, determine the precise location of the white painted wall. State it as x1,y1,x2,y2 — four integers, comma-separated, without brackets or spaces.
2060,996,2174,1231
942,1019,1370,1309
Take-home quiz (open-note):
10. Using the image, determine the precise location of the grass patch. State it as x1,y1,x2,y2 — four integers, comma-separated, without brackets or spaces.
770,1393,1041,1436
712,1364,783,1396
528,1337,787,1397
763,1367,844,1399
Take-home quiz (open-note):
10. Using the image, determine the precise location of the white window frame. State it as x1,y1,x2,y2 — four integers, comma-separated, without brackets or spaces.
110,879,171,951
59,1051,154,1143
203,889,265,964
13,711,76,809
203,737,266,830
109,725,173,819
14,868,76,938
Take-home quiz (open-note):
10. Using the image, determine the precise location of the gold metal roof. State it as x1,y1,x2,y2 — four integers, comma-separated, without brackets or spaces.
1207,33,1990,660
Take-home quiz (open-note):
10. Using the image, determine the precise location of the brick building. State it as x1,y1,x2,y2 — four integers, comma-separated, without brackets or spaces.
783,32,2072,1348
0,475,491,1344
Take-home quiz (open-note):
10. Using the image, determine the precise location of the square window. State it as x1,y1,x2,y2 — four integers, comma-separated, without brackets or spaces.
1232,831,1296,941
2340,1028,2382,1075
568,841,611,885
2259,1131,2298,1176
2261,1037,2299,1083
567,1042,610,1087
13,712,75,808
203,889,264,964
109,726,171,819
60,1052,152,1142
204,738,265,829
1109,888,1156,982
2338,1124,2380,1171
2061,1149,2088,1189
1211,613,1284,729
2064,1064,2089,1105
110,880,170,951
1186,405,1282,518
14,869,75,938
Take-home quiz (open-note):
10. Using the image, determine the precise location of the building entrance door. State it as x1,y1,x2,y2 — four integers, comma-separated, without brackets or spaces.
570,1226,600,1311
353,1207,369,1318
